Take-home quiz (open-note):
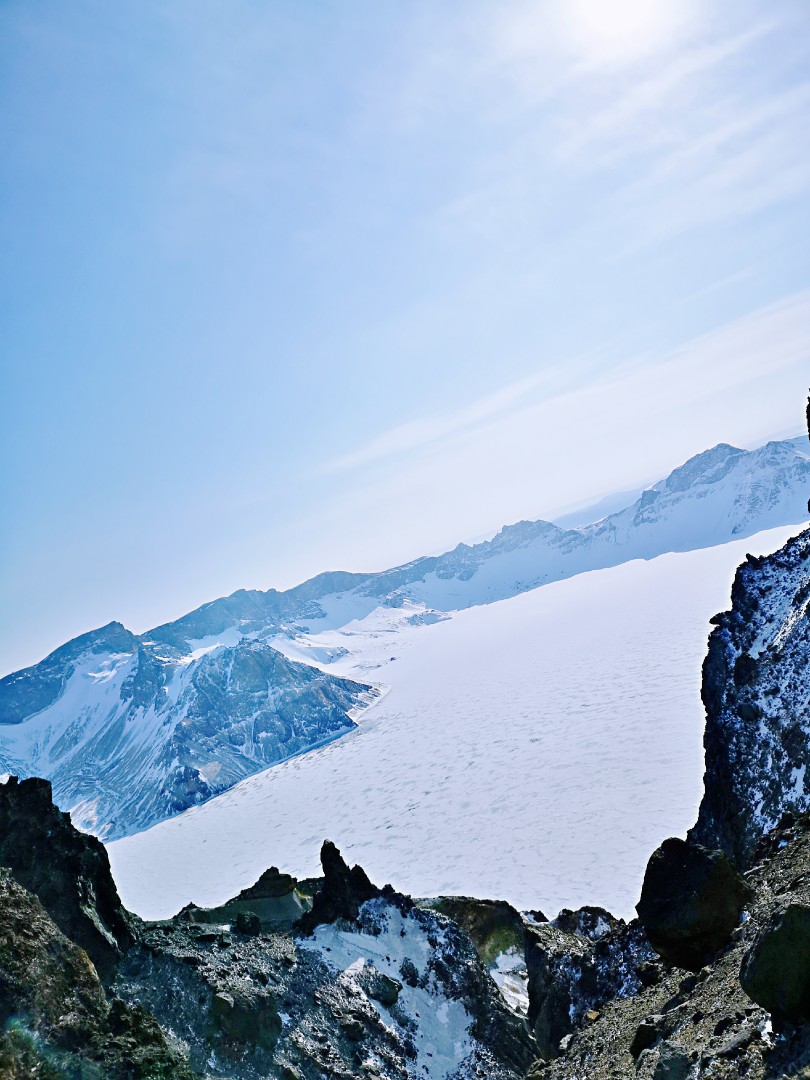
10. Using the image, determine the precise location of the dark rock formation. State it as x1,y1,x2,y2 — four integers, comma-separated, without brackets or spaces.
690,526,810,866
0,777,535,1078
636,836,750,971
296,839,382,934
0,775,134,979
177,865,309,931
525,907,653,1059
426,895,525,966
527,813,810,1080
740,902,810,1024
0,868,191,1078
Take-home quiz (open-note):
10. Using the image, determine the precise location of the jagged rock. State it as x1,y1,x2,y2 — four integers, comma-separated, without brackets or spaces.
690,526,810,866
0,774,534,1078
175,864,309,931
525,908,653,1059
237,865,297,899
554,905,619,941
525,813,810,1080
636,836,750,971
0,868,190,1078
0,776,134,979
740,902,810,1023
296,840,381,933
526,922,591,1058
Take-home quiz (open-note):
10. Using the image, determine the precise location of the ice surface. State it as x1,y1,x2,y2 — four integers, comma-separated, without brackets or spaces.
108,526,799,922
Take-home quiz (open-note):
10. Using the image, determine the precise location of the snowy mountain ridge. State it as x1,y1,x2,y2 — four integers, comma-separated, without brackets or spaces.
1,434,808,841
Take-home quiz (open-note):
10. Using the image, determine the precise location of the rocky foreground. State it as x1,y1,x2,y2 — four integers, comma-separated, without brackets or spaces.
0,776,534,1079
0,525,808,1078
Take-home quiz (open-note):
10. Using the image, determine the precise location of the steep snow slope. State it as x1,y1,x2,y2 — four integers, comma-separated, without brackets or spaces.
108,525,799,922
0,636,375,839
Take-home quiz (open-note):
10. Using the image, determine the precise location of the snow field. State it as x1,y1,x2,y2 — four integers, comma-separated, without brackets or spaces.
108,526,798,922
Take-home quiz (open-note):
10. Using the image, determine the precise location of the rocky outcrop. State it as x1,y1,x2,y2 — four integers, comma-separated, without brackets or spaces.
690,526,810,866
296,839,383,934
0,868,192,1078
0,777,535,1078
636,837,750,971
0,775,134,979
426,896,525,967
524,908,653,1060
526,812,810,1079
740,902,810,1025
176,865,309,931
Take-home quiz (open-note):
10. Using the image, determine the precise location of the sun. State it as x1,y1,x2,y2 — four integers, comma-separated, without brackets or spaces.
563,0,692,66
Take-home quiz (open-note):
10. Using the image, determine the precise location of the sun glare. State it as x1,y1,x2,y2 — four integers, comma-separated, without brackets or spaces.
563,0,693,65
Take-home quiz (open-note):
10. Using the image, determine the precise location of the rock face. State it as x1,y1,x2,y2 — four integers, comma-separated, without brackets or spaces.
0,775,134,979
0,867,191,1078
296,839,382,934
0,776,535,1078
635,837,750,972
525,907,653,1060
0,633,375,840
740,902,810,1024
527,812,810,1080
690,526,810,866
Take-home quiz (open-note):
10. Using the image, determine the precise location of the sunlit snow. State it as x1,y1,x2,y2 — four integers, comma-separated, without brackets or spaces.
108,526,798,921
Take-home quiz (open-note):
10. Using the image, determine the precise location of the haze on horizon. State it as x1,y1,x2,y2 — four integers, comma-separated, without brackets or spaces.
2,0,809,676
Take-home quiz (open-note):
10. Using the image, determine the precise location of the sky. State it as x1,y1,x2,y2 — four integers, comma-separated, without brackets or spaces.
1,0,809,676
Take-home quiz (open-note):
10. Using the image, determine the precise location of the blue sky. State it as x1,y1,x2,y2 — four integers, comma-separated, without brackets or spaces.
1,0,809,674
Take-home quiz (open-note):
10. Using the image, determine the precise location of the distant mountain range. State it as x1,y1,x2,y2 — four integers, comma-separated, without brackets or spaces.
1,435,808,840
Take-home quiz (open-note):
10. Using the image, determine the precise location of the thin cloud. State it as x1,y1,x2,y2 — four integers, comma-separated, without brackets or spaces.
320,368,568,474
320,291,810,483
557,26,772,162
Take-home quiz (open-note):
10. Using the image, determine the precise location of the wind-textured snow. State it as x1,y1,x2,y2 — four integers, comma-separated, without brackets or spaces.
108,525,799,922
3,435,807,841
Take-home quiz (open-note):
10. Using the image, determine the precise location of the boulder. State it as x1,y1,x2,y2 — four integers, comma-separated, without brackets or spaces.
235,910,261,936
636,837,750,971
652,1041,692,1080
427,895,524,967
740,902,810,1023
356,963,402,1007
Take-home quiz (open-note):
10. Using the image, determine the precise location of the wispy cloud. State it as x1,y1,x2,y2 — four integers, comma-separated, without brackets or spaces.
321,367,571,473
320,290,810,481
556,25,773,162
